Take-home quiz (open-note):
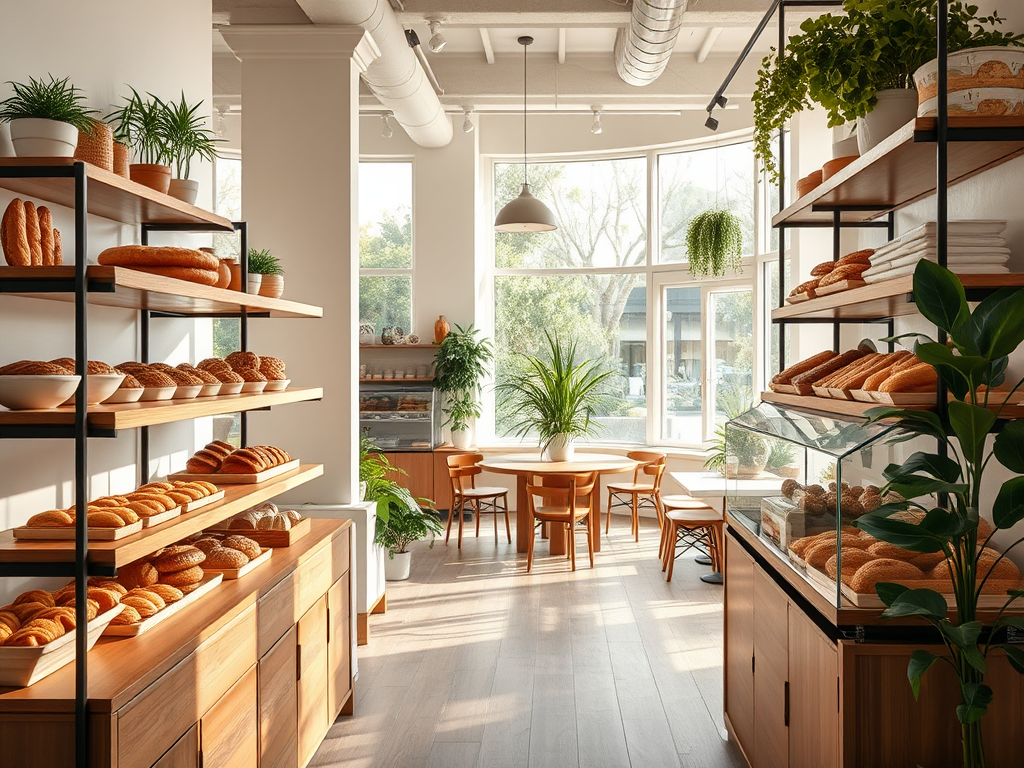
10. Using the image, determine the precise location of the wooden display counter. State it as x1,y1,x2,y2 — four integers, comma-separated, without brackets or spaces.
724,519,1024,768
0,518,354,768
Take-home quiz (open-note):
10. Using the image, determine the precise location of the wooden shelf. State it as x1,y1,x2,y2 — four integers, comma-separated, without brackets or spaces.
0,158,234,230
773,116,1024,226
0,266,322,318
772,273,1024,321
0,464,324,569
359,344,438,349
359,378,433,384
762,390,1024,420
0,388,323,432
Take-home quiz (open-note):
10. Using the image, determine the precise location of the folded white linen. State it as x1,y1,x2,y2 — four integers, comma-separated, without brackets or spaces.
864,263,1010,282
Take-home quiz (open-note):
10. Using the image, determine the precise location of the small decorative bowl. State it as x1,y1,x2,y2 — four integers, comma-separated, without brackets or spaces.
64,373,127,406
407,334,420,344
263,379,291,392
0,375,81,410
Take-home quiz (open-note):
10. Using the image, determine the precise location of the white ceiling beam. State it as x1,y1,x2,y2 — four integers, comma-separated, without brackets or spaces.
557,28,566,64
696,27,723,63
479,27,495,64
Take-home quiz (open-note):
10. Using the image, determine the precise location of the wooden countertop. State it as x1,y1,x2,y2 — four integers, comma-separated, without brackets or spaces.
0,518,350,713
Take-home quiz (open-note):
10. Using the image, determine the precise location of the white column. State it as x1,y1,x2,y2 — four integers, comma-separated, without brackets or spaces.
222,26,379,504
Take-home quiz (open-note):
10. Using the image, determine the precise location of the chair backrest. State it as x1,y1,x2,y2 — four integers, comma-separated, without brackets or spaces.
447,452,483,494
527,472,597,516
627,451,667,489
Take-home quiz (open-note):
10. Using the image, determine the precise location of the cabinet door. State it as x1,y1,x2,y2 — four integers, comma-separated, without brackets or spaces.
788,608,838,768
152,724,199,768
297,597,330,767
724,534,756,759
259,625,298,768
328,573,353,720
753,567,789,768
200,664,259,768
384,451,434,504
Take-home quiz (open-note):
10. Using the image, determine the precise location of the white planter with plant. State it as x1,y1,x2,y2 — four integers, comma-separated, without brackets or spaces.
496,332,613,461
0,75,97,158
247,248,285,299
383,551,411,581
433,323,493,450
685,209,744,278
107,88,172,194
164,92,221,205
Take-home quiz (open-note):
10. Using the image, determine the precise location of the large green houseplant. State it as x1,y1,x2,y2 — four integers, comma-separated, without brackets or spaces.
754,0,1022,181
496,332,613,462
858,260,1024,768
433,324,493,450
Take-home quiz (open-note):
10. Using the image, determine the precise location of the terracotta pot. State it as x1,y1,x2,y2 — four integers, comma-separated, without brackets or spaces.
258,274,284,299
74,122,114,171
229,262,243,291
216,259,232,289
795,170,823,199
434,315,450,344
112,142,130,177
822,156,858,181
129,163,171,194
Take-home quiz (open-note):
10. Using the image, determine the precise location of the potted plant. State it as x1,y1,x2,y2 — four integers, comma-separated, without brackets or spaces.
706,391,773,477
107,89,172,193
496,332,613,461
433,324,493,449
753,0,1022,180
246,248,284,297
163,92,221,205
73,117,115,172
858,260,1024,768
685,209,744,278
0,75,97,158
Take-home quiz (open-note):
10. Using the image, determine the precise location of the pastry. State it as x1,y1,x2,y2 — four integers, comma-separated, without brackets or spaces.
127,588,166,611
97,245,219,271
56,586,119,613
26,510,74,528
197,358,232,374
117,559,160,590
35,606,78,632
226,351,260,371
14,589,55,608
849,558,925,594
235,366,267,383
222,535,261,560
791,349,870,396
770,351,837,388
23,201,42,266
110,605,142,625
878,363,938,393
5,601,49,622
89,580,127,597
214,369,244,384
205,547,250,569
152,545,206,573
160,565,205,587
38,206,54,266
146,584,184,603
135,370,177,388
120,595,159,619
86,511,127,528
1,198,30,267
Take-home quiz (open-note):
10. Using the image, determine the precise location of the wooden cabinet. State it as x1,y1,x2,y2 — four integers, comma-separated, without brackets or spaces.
752,568,790,768
328,573,353,719
788,609,837,768
200,665,259,768
297,598,330,767
383,451,434,504
152,725,199,768
724,535,755,761
258,626,298,768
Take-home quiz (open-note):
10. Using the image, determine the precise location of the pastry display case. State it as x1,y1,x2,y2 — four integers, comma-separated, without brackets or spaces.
359,384,440,451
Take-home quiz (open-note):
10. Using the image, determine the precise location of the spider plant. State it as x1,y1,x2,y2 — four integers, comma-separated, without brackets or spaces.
246,248,284,276
686,209,745,278
163,92,221,179
106,88,170,165
0,75,97,131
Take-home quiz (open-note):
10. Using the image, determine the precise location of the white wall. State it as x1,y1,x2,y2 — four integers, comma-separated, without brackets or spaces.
0,0,214,600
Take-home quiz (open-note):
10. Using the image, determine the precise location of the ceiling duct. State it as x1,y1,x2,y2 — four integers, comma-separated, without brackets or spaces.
615,0,687,86
296,0,453,147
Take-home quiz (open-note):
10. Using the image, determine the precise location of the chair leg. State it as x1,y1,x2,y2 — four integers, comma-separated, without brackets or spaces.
458,497,466,550
631,493,640,543
445,494,458,545
474,499,481,538
605,489,613,534
586,518,594,568
527,514,535,572
503,496,512,543
569,522,576,572
658,517,667,562
653,491,665,529
492,499,498,539
666,525,678,583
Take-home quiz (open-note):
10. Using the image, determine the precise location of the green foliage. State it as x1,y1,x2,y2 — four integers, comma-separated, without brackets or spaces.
107,88,170,165
0,75,97,131
753,1,1023,181
374,503,444,557
860,261,1024,765
434,324,493,432
685,209,744,278
162,92,222,179
212,319,240,360
495,332,615,453
359,210,412,331
246,248,283,276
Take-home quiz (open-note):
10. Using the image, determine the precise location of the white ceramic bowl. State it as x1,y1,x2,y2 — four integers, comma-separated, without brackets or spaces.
263,378,291,392
0,375,81,410
173,384,203,400
64,373,126,406
241,380,268,394
140,386,176,402
219,381,245,396
103,387,144,404
198,382,223,398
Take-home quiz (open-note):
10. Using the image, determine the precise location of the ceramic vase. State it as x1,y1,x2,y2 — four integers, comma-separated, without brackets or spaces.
546,434,575,462
359,322,375,345
247,274,262,294
259,274,284,299
856,89,919,154
384,551,411,581
451,428,472,450
434,315,450,344
167,178,199,205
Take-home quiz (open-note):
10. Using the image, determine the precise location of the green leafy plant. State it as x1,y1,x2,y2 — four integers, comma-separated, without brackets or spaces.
754,1,1023,181
246,248,284,276
686,209,744,278
162,92,221,179
858,260,1024,768
766,438,798,474
707,388,771,476
106,88,170,165
434,324,493,432
0,75,97,131
496,332,614,453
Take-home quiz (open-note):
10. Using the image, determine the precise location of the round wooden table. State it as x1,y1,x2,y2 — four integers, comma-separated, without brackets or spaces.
479,453,639,555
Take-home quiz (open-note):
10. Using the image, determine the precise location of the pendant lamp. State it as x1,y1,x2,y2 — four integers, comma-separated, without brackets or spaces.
494,36,557,233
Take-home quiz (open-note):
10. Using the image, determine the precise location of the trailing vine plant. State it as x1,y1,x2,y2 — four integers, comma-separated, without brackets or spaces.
685,209,744,278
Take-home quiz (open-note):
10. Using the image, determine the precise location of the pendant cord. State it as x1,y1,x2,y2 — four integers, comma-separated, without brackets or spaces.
523,40,528,187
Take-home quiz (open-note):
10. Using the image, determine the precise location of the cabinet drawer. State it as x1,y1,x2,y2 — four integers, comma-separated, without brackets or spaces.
259,625,298,768
258,544,332,657
331,524,351,585
152,724,199,768
117,604,257,768
297,598,329,768
200,664,258,768
328,573,352,719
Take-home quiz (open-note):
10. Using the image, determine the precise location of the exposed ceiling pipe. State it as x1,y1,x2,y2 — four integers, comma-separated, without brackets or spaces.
295,0,453,147
615,0,688,86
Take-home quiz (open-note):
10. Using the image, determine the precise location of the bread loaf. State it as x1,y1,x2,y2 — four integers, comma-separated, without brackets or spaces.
791,349,868,395
37,206,54,266
53,228,62,265
770,350,837,388
1,198,30,267
97,245,220,271
810,261,837,277
878,363,938,393
128,265,220,286
23,201,42,266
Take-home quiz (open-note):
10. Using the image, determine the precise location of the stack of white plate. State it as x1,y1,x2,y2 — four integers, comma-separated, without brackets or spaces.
863,221,1010,283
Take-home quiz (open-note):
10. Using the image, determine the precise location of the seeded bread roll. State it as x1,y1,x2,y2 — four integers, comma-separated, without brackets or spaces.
197,358,231,374
205,547,249,569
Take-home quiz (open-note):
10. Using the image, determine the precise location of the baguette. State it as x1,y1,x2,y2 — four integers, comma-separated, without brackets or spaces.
37,206,54,266
792,350,869,395
892,354,921,373
878,363,938,393
810,261,837,277
789,278,820,298
837,248,874,266
1,199,30,267
23,201,42,266
819,355,878,389
770,350,837,388
863,363,898,391
818,262,869,287
834,353,901,390
846,352,912,391
53,228,62,265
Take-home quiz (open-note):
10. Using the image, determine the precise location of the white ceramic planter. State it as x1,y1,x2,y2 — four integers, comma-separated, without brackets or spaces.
831,135,860,160
9,118,79,158
451,428,472,450
856,89,919,155
167,178,199,205
546,434,575,462
0,123,14,158
247,274,263,294
384,551,411,581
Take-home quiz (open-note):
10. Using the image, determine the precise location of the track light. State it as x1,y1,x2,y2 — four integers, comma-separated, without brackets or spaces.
428,21,446,53
591,110,602,135
705,114,719,132
381,114,393,139
715,95,729,108
462,110,474,134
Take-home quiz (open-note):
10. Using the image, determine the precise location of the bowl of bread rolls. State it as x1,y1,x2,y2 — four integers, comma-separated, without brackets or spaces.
0,361,81,410
56,360,125,406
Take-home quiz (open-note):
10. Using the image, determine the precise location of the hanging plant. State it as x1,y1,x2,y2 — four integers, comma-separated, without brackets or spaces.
685,209,744,278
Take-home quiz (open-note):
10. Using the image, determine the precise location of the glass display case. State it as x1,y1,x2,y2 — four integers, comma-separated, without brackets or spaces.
725,401,939,609
359,385,440,451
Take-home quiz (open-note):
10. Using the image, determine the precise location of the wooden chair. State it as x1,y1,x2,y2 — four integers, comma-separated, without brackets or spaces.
659,494,723,583
605,451,667,542
526,472,597,572
445,453,510,549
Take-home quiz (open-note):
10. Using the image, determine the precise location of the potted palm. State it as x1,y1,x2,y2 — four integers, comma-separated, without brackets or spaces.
246,248,284,297
496,332,613,461
686,209,744,278
163,92,221,205
107,89,172,193
0,75,97,158
433,324,493,449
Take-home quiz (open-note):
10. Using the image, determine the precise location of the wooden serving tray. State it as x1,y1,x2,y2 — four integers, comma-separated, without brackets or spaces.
827,387,853,400
811,385,834,398
140,506,181,528
168,458,299,485
101,573,223,637
768,384,798,395
815,279,867,296
870,390,938,405
0,604,125,687
179,488,225,513
207,516,311,547
785,293,812,304
850,389,878,403
203,547,272,579
806,563,1015,609
13,519,143,541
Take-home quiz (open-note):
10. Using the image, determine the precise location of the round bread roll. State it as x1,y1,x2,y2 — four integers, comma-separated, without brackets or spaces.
193,537,223,555
222,535,261,560
160,565,205,587
849,558,925,594
205,547,250,569
117,559,160,590
152,545,206,573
